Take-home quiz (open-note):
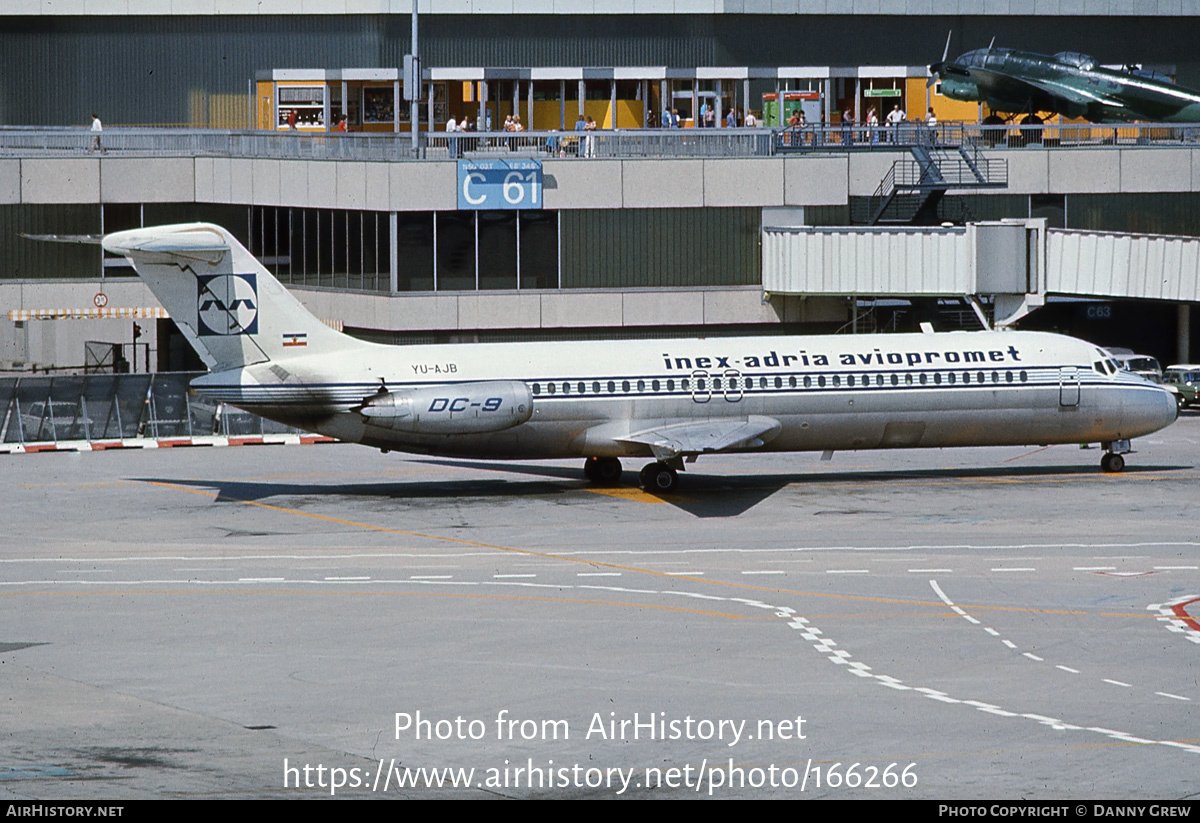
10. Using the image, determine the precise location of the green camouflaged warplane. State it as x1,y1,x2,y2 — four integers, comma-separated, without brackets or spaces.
930,45,1200,123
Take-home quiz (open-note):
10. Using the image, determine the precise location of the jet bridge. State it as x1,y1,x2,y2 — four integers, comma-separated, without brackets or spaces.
762,219,1198,356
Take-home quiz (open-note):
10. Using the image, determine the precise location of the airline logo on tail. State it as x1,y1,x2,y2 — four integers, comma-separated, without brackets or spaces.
197,274,258,336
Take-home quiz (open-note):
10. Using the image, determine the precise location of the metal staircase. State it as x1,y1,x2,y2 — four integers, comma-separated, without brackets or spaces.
860,129,1008,225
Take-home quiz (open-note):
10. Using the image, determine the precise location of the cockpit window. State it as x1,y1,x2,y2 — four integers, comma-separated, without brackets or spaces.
1054,51,1096,71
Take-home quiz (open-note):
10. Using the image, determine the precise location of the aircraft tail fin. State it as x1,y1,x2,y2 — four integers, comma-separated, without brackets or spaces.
102,223,360,371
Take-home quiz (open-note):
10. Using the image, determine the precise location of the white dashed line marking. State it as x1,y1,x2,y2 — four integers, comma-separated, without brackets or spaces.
1103,679,1133,688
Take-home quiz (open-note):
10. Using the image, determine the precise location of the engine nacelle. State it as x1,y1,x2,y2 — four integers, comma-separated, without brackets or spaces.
358,380,533,434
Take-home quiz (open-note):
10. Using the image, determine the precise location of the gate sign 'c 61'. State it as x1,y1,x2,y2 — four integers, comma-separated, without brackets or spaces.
457,159,542,211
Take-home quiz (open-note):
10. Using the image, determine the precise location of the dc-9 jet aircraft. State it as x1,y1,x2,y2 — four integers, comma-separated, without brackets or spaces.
102,223,1177,491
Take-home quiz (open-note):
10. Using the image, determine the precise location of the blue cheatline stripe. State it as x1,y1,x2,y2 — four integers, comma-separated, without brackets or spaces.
192,364,1157,409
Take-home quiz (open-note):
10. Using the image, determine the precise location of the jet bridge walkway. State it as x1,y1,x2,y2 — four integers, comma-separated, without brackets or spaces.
762,220,1200,328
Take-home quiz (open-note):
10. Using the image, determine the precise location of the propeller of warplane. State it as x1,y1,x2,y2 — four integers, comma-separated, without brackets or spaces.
927,30,953,87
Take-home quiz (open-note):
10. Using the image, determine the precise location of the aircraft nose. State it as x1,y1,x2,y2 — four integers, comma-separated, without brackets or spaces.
1151,385,1179,430
1165,387,1180,423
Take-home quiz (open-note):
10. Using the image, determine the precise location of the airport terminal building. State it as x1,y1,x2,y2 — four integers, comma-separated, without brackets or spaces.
1,1,1199,376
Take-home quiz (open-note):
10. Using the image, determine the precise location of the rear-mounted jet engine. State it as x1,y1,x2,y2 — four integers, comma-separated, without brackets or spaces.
357,380,533,434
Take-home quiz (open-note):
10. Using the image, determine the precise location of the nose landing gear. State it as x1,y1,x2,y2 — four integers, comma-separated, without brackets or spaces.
1100,452,1125,473
1100,439,1131,473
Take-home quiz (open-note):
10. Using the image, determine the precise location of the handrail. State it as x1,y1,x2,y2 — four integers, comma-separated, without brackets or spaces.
1,121,1197,162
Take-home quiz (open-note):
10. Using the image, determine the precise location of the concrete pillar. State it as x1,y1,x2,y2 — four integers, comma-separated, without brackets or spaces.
389,212,398,293
559,80,566,129
578,79,585,119
609,79,616,128
1180,303,1192,364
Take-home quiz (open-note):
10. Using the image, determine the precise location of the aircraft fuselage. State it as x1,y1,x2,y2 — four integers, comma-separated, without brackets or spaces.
194,330,1177,461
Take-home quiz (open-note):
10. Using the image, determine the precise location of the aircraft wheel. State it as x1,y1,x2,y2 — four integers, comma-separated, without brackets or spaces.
1101,452,1125,473
639,462,678,493
585,457,622,485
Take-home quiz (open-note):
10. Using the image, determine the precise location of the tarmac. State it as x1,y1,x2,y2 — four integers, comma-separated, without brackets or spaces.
2,410,1199,799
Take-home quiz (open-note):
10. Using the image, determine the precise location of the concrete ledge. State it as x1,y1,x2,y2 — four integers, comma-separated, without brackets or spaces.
0,160,22,204
101,158,195,203
21,158,100,203
7,149,1198,209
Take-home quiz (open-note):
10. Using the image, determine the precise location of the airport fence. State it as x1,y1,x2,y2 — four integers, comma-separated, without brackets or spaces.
4,122,1197,162
0,372,304,448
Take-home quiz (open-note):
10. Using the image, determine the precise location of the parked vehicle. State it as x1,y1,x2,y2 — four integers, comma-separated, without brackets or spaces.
1163,365,1200,409
1106,350,1163,383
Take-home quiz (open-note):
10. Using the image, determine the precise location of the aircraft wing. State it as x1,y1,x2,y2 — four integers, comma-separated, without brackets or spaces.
1029,76,1126,109
617,415,782,460
956,64,1125,114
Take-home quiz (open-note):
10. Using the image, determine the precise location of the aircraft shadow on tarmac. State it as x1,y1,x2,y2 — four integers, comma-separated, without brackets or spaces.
139,459,1187,520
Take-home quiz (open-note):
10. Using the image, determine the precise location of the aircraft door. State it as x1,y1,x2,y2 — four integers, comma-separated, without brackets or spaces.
691,370,711,404
1059,367,1080,407
723,369,743,402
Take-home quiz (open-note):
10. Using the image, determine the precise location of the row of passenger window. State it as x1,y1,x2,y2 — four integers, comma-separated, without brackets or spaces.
529,370,1031,396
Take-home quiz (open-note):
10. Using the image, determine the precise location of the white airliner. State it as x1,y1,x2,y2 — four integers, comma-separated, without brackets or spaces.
102,223,1177,491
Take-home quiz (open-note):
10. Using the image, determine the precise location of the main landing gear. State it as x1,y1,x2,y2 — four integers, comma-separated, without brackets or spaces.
583,456,622,485
638,461,679,493
582,456,681,493
1100,439,1132,473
